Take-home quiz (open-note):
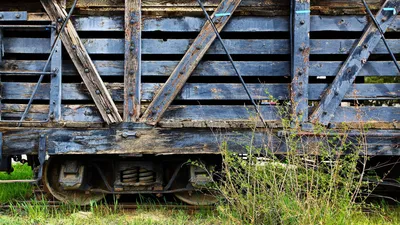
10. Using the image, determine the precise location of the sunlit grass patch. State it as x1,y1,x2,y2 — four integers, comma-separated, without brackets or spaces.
0,163,33,203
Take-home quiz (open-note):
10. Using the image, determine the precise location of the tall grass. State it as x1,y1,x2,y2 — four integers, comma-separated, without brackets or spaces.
214,115,399,224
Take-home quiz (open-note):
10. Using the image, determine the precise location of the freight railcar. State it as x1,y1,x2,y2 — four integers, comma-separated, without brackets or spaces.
0,0,399,205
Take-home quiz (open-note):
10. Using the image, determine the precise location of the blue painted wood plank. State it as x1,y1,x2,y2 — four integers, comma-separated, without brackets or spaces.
310,0,400,125
290,0,310,122
139,0,243,125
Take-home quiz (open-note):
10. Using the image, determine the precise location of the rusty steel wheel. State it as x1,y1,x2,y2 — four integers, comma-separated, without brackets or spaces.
174,190,219,206
42,157,104,206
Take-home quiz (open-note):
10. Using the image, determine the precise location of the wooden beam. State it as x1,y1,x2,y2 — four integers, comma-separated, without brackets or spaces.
140,0,243,125
310,0,400,125
49,23,62,121
124,0,141,122
290,0,310,123
0,28,3,120
41,0,122,124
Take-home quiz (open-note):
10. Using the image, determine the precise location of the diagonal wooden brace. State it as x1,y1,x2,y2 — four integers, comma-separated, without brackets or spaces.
310,0,400,125
41,0,122,124
140,0,242,125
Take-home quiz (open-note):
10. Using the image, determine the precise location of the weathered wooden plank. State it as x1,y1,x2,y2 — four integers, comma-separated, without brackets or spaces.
310,0,400,125
4,38,400,55
124,0,141,122
3,60,400,77
0,28,2,120
1,104,399,129
2,82,398,101
41,0,122,124
290,0,310,122
70,15,400,32
140,0,243,125
49,25,62,122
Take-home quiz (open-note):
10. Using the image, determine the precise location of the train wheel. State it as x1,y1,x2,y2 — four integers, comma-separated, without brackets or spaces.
42,157,104,206
174,190,219,206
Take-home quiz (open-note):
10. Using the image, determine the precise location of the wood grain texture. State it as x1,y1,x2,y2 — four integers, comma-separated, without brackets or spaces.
310,0,400,125
140,0,243,125
41,0,122,124
290,0,310,122
124,0,141,122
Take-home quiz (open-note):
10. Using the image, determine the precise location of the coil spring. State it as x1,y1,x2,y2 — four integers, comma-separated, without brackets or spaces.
121,167,154,185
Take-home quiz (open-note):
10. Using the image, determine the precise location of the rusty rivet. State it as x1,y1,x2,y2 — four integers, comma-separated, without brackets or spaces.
361,58,367,64
298,70,303,76
84,68,89,73
57,17,63,23
72,45,76,50
15,13,21,19
300,20,305,25
106,109,111,114
95,89,101,95
129,111,134,116
299,46,305,52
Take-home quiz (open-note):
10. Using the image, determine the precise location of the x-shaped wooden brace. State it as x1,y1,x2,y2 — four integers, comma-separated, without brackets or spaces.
310,0,400,125
41,0,123,124
140,0,243,125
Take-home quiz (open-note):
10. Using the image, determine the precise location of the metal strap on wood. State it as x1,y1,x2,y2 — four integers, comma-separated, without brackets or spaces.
310,0,400,125
140,0,243,125
290,0,310,123
124,0,141,122
41,0,122,124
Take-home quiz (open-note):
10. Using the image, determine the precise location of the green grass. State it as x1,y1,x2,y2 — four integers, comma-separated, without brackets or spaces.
0,163,33,203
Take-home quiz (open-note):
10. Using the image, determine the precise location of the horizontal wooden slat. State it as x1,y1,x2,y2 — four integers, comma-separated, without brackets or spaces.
69,15,400,32
3,60,400,77
4,38,400,55
2,83,398,101
2,104,399,127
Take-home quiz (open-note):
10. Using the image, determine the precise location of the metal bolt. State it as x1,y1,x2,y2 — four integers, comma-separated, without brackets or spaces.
0,14,3,19
130,46,135,51
381,17,387,22
95,89,101,95
129,111,134,116
299,82,303,85
129,91,134,96
179,71,184,75
84,68,89,73
334,91,339,96
130,19,135,24
323,111,328,115
72,45,76,50
57,18,63,23
129,70,134,75
15,13,21,19
363,44,368,49
49,113,55,120
299,46,305,52
196,46,201,50
346,68,352,74
52,100,56,104
298,70,303,76
298,92,302,96
340,19,345,24
106,109,111,114
300,20,305,25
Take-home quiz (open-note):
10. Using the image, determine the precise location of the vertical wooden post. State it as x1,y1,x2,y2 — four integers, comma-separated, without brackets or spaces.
0,28,3,120
290,0,310,124
49,23,62,121
124,0,141,122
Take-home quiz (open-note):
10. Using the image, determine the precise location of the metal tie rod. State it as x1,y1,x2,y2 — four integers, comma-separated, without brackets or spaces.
362,0,400,74
18,0,79,126
0,71,55,75
196,0,268,128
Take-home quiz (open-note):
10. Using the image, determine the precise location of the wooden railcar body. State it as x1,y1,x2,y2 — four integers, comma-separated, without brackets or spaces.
0,0,399,190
